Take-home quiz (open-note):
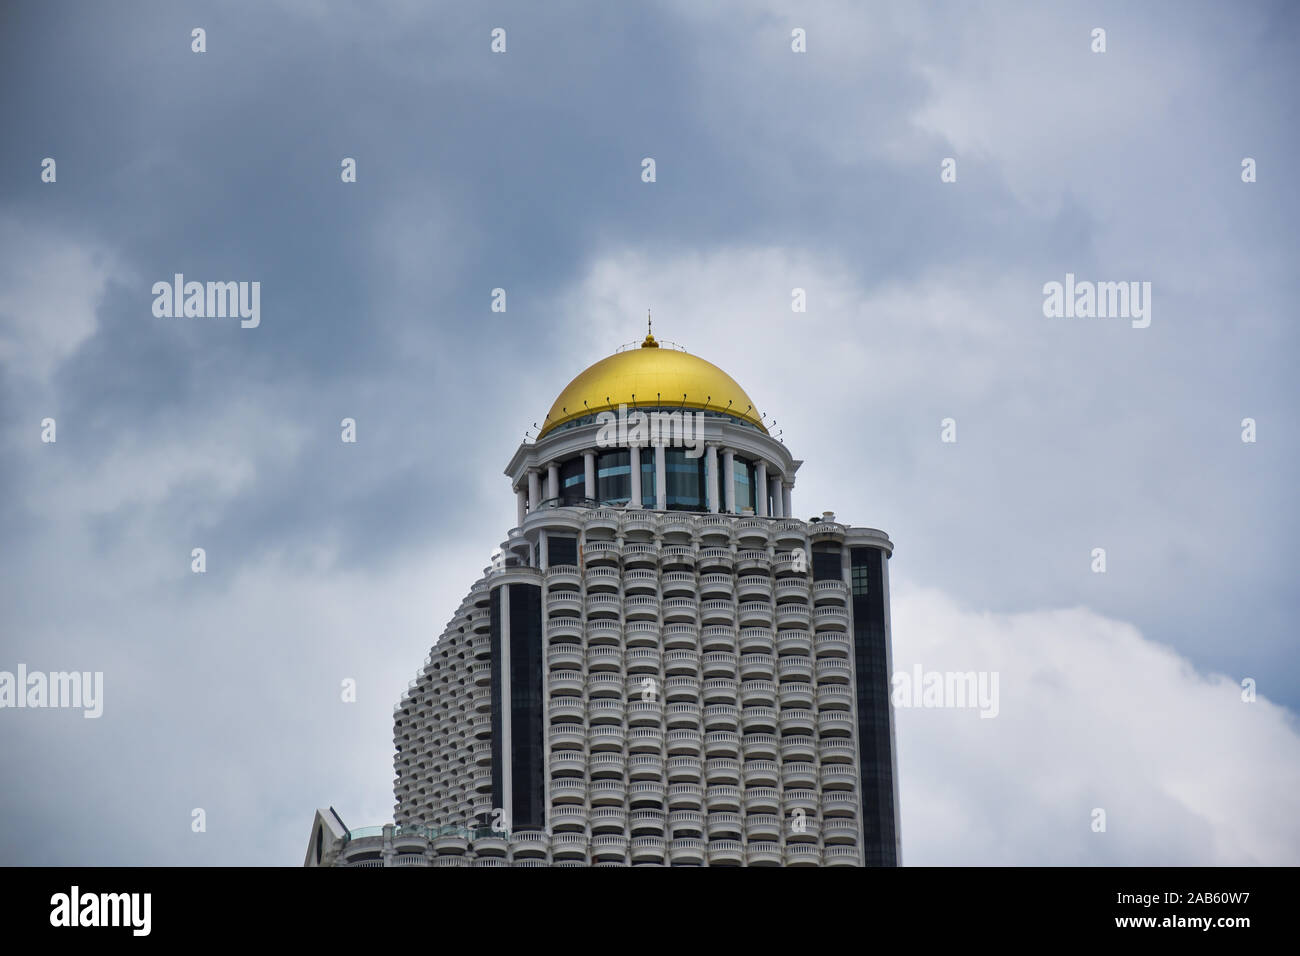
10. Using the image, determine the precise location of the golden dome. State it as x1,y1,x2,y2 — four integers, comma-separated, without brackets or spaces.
539,333,766,438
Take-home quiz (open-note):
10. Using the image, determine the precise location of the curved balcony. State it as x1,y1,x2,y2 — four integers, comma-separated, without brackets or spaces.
695,574,729,599
546,591,583,616
660,515,693,540
697,547,733,572
586,645,622,672
548,669,584,697
550,806,586,832
814,632,852,659
779,682,815,710
705,757,741,784
588,698,625,725
666,756,702,783
665,728,703,756
703,703,739,731
740,679,777,707
551,832,588,859
510,830,550,858
782,762,818,790
775,605,811,628
742,733,779,760
813,579,848,604
741,705,779,733
662,597,699,623
706,812,742,841
780,734,816,762
660,545,697,568
590,779,627,806
470,634,491,658
703,730,740,758
665,701,701,728
707,839,744,866
820,765,857,790
669,809,704,837
669,837,705,865
664,676,700,701
808,520,846,540
591,834,629,862
662,571,697,596
590,806,627,833
662,623,698,650
547,643,584,670
819,739,856,763
629,780,666,807
822,791,857,817
587,672,624,697
818,712,855,737
551,751,586,777
740,653,776,680
700,651,737,679
825,845,861,867
700,625,736,652
630,837,666,863
738,628,774,654
738,602,773,627
815,659,853,684
626,647,662,674
742,758,779,788
776,629,813,656
736,575,772,601
625,595,659,620
547,618,583,643
817,685,854,711
775,579,811,602
628,753,664,780
590,725,627,751
628,726,664,753
630,809,667,834
584,565,619,592
586,619,621,646
814,605,850,632
780,709,816,736
784,789,818,814
699,677,736,704
624,620,659,647
545,564,581,588
785,843,822,866
743,786,781,813
623,542,659,567
667,783,704,810
628,699,663,726
777,656,814,682
470,662,492,686
433,832,468,855
550,699,584,724
586,593,621,619
550,778,586,805
664,649,700,675
734,549,769,573
746,841,782,867
746,812,781,841
700,599,735,626
470,713,493,739
582,540,619,565
823,817,860,844
624,512,658,536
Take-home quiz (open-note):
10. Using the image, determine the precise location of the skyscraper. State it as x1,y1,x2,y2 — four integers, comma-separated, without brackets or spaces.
309,330,901,867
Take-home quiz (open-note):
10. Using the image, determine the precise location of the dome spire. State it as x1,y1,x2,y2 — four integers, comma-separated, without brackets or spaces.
642,309,659,348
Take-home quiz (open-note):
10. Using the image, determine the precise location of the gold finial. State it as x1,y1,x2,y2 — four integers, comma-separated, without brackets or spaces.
642,308,659,348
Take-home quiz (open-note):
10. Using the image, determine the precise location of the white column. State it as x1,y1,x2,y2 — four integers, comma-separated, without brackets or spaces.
654,443,666,511
706,445,719,513
546,463,559,502
629,445,642,508
770,477,783,518
583,451,596,501
755,461,768,517
723,449,736,514
527,469,540,510
782,481,792,518
516,487,527,526
539,530,549,570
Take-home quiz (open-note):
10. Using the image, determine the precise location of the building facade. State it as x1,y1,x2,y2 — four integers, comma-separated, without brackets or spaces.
314,331,902,867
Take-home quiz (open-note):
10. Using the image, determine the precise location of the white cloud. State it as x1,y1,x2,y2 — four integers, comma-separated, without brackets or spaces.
891,581,1300,865
0,216,123,382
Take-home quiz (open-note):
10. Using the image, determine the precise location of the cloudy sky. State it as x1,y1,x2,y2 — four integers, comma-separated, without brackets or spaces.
1,0,1296,865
